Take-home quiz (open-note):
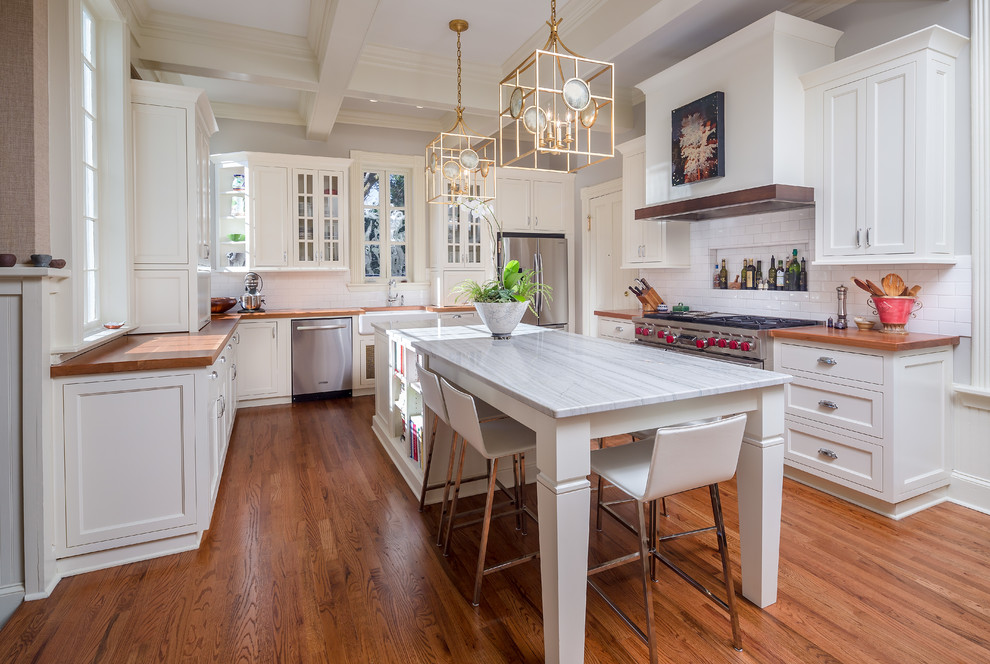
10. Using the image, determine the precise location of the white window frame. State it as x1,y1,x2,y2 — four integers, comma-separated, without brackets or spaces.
360,167,410,282
348,151,427,290
63,0,129,348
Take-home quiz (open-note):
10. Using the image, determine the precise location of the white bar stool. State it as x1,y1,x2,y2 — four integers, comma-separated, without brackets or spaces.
415,358,503,529
439,377,540,606
588,414,748,663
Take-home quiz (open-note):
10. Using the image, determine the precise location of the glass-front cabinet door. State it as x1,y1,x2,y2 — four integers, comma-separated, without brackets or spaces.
443,204,484,268
292,167,347,268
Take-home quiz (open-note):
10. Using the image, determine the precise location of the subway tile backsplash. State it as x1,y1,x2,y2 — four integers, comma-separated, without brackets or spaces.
641,208,972,337
211,270,429,310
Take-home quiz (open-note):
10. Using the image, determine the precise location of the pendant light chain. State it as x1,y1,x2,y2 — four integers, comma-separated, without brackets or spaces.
456,27,462,111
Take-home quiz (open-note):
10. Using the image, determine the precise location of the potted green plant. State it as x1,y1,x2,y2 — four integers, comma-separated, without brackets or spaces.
450,200,551,338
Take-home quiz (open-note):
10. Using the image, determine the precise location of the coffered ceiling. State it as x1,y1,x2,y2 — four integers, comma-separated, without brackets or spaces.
124,0,859,141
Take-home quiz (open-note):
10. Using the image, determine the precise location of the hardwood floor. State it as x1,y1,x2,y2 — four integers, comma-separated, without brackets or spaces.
1,397,988,663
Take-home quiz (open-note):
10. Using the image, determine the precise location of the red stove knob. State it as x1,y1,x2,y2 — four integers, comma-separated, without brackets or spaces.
696,339,707,349
708,337,717,346
717,338,728,348
729,340,740,350
665,334,675,344
741,341,752,352
635,327,643,335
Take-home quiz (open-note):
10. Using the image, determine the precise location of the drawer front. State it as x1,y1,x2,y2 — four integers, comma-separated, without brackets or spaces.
778,342,884,385
786,379,883,438
598,317,635,341
785,419,882,492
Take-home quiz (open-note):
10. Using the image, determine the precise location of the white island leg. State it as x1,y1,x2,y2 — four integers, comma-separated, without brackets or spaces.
535,418,592,664
735,385,786,607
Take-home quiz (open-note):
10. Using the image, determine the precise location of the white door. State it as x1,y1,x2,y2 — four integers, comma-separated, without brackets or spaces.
589,191,628,313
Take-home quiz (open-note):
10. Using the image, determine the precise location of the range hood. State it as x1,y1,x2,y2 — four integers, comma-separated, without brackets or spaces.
635,184,815,222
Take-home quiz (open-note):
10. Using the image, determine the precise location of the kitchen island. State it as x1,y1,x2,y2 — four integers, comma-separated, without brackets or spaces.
379,323,792,664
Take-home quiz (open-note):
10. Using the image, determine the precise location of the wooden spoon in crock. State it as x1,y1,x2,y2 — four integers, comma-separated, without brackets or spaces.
881,273,906,297
851,277,875,295
864,279,887,297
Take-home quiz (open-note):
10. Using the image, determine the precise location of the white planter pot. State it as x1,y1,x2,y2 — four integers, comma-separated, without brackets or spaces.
473,301,529,339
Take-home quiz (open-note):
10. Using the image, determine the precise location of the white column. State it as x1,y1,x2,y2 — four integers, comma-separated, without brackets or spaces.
973,0,990,389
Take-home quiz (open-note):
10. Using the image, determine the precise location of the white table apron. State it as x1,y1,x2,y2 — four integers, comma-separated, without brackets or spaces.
410,327,787,664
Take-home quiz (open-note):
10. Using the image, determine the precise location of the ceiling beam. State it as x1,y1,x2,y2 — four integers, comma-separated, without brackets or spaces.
304,0,381,141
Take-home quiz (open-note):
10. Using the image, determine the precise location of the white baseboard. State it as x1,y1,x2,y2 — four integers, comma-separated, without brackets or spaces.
0,584,25,627
947,471,990,516
784,467,948,519
55,532,201,580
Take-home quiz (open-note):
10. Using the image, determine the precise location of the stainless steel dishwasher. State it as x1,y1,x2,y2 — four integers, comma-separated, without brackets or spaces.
291,318,353,401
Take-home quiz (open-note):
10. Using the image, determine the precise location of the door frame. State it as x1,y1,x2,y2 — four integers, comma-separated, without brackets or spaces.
579,178,623,336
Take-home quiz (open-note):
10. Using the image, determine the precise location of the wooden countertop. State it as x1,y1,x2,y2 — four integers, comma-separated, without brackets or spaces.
593,308,644,321
770,326,960,351
425,305,476,313
52,318,240,377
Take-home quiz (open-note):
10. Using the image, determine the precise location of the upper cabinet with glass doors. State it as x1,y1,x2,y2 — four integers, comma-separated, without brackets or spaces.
211,152,350,271
292,168,346,268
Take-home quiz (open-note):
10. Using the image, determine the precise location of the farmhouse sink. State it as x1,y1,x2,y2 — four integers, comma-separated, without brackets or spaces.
357,310,437,335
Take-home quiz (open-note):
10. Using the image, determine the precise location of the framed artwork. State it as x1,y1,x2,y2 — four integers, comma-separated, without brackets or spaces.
671,91,725,186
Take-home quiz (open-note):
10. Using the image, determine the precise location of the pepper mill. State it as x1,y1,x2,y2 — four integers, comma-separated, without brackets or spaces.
835,284,849,329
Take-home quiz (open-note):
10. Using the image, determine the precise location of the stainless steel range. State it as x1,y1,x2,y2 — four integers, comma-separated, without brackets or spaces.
632,312,821,370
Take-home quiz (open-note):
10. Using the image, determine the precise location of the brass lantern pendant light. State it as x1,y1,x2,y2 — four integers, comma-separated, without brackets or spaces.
498,0,615,173
426,19,496,206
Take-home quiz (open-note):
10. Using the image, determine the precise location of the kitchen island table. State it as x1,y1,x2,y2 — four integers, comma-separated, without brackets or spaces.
393,324,792,664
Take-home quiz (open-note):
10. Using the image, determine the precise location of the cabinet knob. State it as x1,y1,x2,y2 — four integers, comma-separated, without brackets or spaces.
817,356,837,366
817,448,838,460
818,399,839,410
209,371,218,380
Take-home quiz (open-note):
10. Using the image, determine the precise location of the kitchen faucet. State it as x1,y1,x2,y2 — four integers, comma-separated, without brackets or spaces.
387,279,402,306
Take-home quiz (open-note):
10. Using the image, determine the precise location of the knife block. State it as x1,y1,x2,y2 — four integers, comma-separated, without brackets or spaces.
635,287,665,312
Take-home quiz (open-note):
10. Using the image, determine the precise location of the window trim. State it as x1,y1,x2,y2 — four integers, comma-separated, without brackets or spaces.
360,167,410,282
348,151,427,290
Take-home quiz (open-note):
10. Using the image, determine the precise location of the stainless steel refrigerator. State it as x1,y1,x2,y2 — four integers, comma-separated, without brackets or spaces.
498,232,568,329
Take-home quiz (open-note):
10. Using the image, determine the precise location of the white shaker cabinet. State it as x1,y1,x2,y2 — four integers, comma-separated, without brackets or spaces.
57,372,199,553
252,165,291,268
803,26,967,265
618,136,690,268
775,339,953,515
496,172,572,233
236,319,290,402
132,81,217,333
429,202,490,306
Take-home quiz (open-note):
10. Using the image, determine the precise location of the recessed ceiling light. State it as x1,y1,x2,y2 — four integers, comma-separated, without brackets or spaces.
369,99,379,103
416,105,424,109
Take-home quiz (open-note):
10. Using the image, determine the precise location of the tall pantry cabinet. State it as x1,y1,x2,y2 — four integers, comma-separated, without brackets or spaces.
131,81,218,333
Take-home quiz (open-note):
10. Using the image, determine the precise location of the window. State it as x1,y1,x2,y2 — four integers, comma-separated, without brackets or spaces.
81,2,100,325
362,169,409,280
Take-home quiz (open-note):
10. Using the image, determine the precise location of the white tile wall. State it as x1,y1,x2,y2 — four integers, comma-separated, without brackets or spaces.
211,271,430,309
641,208,973,337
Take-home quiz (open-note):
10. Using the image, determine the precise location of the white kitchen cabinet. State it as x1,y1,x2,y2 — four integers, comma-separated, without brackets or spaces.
429,200,491,305
58,372,199,552
252,164,290,268
617,137,690,268
212,152,351,271
803,26,967,265
596,316,635,342
354,332,377,393
775,339,953,513
496,172,572,233
132,81,217,333
437,311,481,326
291,168,347,269
236,320,289,402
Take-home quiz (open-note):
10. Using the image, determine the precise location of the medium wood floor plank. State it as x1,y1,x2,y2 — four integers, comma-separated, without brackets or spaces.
0,397,988,663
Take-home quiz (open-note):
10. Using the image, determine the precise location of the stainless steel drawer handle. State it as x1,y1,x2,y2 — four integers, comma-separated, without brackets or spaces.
818,448,838,460
818,400,839,410
817,357,837,366
296,324,348,331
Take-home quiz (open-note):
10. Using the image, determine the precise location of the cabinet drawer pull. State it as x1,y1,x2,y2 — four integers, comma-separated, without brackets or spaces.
220,355,226,364
209,371,218,380
865,228,871,247
856,228,862,248
614,326,624,332
818,448,838,460
231,364,237,381
817,356,837,366
818,399,839,410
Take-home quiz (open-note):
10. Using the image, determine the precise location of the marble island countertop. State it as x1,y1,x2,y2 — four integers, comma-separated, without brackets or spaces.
394,324,792,418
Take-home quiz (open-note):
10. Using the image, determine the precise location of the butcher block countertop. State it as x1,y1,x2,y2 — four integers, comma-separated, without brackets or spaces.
593,308,644,321
213,307,365,320
51,318,240,377
770,326,960,351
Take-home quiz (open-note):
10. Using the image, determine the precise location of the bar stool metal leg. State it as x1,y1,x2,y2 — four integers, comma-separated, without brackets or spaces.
472,457,501,606
442,437,469,555
418,413,441,512
637,502,659,664
710,483,742,651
